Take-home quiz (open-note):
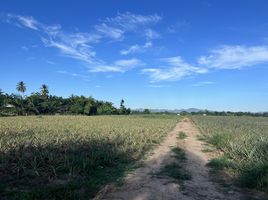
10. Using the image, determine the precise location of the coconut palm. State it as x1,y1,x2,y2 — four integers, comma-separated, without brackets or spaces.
16,81,26,115
0,89,5,108
16,81,26,97
40,84,49,97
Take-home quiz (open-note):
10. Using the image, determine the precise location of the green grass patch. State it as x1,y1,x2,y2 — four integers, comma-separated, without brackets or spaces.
239,162,268,191
178,131,187,140
172,147,186,161
207,156,235,170
158,163,191,183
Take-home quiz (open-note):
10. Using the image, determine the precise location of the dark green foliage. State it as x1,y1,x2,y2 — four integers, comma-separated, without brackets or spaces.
178,131,187,140
206,133,230,149
158,147,190,184
158,163,191,183
207,156,235,170
239,162,268,191
172,147,186,160
0,83,131,116
143,109,150,114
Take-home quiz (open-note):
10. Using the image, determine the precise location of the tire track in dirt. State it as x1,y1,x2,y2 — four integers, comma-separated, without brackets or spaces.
94,118,242,200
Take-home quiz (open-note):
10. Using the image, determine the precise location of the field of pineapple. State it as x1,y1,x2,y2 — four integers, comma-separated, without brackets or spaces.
0,115,179,199
192,116,268,192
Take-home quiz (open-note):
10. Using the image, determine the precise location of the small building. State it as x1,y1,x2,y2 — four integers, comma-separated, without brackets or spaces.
5,104,15,108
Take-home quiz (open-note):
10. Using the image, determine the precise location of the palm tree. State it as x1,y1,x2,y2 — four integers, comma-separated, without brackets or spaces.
40,84,49,98
16,81,26,97
16,81,26,115
0,89,5,108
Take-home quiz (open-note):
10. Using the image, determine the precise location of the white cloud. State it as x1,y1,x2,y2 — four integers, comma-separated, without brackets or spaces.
145,29,160,40
192,81,214,87
103,12,161,31
93,12,161,41
120,42,152,55
5,12,160,74
95,23,124,40
6,13,99,65
7,14,40,30
166,21,188,34
90,58,142,72
46,60,56,65
198,45,268,69
56,70,89,80
42,38,97,64
147,84,170,88
142,56,207,82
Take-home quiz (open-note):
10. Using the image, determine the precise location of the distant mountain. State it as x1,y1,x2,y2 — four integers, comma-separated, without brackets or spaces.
133,108,204,113
180,108,203,113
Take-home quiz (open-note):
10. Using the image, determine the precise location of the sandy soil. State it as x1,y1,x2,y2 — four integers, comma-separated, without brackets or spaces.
94,118,242,200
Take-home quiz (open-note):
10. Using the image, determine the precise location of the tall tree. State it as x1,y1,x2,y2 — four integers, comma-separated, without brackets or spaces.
16,81,26,97
120,99,125,108
16,81,26,115
40,84,49,98
119,99,126,114
0,89,5,108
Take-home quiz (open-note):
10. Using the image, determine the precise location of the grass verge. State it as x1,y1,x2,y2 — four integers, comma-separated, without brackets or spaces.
158,146,191,185
192,116,268,192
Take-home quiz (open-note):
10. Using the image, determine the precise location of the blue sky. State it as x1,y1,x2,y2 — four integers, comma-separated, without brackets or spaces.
1,0,268,112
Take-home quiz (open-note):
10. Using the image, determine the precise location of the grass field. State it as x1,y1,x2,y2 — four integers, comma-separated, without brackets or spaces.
0,115,179,200
192,116,268,191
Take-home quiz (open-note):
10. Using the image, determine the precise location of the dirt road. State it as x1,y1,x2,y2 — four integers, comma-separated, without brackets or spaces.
94,118,242,200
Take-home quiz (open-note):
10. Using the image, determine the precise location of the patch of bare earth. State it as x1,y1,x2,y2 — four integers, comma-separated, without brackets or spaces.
94,118,243,200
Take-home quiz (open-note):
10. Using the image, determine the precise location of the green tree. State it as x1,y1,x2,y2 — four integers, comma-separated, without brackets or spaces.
0,89,4,107
16,81,26,96
119,99,126,114
40,84,49,98
143,109,150,114
16,81,26,115
0,89,7,114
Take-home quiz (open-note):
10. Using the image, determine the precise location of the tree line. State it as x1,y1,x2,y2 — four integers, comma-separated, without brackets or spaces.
0,81,131,116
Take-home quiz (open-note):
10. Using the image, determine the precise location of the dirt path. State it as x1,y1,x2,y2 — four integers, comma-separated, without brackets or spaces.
94,118,242,200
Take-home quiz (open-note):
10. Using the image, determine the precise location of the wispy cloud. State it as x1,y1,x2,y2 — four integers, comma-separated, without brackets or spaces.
142,56,207,82
94,12,161,41
42,37,97,65
166,21,188,34
6,14,40,30
7,12,268,84
143,45,268,82
95,23,124,40
90,58,142,72
103,12,161,31
198,45,268,69
5,12,160,74
120,42,152,55
192,81,214,87
147,84,170,88
21,46,29,51
46,60,56,65
56,70,89,81
145,29,160,40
